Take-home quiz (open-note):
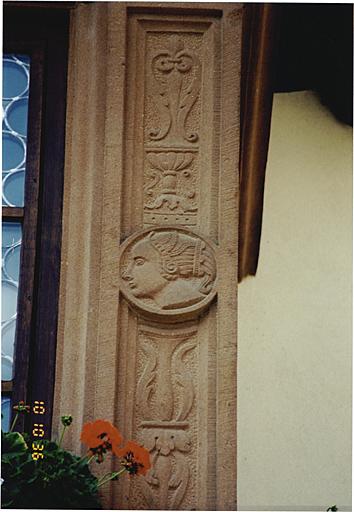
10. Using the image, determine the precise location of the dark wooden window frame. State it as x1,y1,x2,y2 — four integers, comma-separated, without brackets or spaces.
3,5,70,436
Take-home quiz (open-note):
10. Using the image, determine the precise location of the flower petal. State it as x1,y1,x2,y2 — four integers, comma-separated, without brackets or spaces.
118,440,151,476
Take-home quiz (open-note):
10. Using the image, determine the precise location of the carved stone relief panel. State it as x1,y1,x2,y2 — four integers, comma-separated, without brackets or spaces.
119,226,217,322
134,23,214,229
123,15,220,238
56,4,240,511
145,36,201,146
129,323,198,510
115,8,238,510
143,150,199,226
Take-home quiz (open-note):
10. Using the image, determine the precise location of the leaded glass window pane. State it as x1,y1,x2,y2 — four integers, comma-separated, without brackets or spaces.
2,54,30,207
2,222,22,381
1,396,11,432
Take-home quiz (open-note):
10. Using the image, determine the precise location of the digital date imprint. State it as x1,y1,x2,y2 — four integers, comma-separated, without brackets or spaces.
31,400,45,461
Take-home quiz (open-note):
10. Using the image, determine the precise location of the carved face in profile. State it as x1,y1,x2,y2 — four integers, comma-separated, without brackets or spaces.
122,230,216,311
123,239,167,299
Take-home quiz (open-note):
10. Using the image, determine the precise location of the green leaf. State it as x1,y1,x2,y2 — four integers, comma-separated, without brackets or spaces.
2,432,28,458
1,435,102,509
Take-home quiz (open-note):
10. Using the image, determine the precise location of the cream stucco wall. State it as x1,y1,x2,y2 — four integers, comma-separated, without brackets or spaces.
237,91,352,511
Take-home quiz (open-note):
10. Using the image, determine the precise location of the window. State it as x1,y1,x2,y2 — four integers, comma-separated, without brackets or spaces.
2,5,70,436
2,53,31,429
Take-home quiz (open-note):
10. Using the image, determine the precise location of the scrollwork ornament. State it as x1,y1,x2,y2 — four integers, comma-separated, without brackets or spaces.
134,332,197,509
148,40,201,145
139,429,192,510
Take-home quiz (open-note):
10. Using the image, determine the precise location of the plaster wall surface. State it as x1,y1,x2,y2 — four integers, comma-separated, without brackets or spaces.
238,91,352,511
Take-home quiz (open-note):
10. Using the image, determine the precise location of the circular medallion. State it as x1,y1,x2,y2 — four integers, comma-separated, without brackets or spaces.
119,226,217,322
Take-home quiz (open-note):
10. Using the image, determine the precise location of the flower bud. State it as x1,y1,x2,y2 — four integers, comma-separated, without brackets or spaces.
61,415,73,427
13,401,30,413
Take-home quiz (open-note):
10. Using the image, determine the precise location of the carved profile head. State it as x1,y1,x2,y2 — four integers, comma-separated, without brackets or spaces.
120,228,217,316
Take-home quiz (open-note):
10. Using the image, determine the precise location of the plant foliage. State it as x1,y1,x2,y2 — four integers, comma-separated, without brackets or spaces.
1,432,101,509
1,409,150,509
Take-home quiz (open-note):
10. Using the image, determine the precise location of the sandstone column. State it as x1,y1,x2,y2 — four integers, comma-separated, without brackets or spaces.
54,3,241,510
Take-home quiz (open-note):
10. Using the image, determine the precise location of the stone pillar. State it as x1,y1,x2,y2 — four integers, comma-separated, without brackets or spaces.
53,3,241,510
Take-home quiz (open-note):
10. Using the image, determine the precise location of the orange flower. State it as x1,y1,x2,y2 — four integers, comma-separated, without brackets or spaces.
117,440,151,476
80,420,122,451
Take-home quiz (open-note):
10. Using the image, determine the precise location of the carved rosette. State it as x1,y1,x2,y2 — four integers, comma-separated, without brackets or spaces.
131,325,198,510
119,226,217,322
